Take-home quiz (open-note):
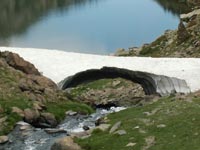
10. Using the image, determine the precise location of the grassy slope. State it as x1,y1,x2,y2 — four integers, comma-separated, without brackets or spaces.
70,78,130,98
0,61,93,136
77,96,200,150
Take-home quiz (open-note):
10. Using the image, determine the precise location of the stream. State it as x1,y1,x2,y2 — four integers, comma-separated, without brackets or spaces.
0,107,126,150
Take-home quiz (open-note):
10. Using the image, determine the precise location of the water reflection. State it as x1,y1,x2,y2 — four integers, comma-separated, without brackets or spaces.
0,0,191,54
154,0,191,15
0,0,98,38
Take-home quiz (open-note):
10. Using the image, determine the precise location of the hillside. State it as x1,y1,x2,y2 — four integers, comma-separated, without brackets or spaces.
76,94,200,150
0,51,93,136
115,2,200,57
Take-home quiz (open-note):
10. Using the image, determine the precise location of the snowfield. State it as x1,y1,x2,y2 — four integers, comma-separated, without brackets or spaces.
1,47,200,92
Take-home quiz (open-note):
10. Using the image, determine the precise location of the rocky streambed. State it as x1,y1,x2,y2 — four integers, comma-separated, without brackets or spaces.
0,107,126,150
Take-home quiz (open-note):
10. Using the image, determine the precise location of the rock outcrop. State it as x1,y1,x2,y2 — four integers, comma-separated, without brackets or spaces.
177,21,190,44
0,51,68,135
0,52,40,75
121,8,200,57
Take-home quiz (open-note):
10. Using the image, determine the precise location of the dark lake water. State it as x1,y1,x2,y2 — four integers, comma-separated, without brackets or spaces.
0,0,190,54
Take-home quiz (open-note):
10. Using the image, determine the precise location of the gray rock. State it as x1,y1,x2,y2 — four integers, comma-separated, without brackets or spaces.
65,110,78,116
157,124,166,128
143,136,156,150
83,126,90,131
109,121,121,133
51,137,81,150
44,129,67,134
24,108,40,124
40,113,58,128
114,130,127,135
0,136,8,144
126,142,136,147
20,125,32,131
95,124,111,132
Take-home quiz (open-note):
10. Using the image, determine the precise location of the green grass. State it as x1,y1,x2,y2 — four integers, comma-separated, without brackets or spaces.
0,96,32,135
0,63,94,135
70,78,129,98
139,35,167,56
76,97,200,150
46,101,94,122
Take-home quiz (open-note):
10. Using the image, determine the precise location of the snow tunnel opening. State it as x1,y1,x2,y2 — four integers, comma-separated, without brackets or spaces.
60,67,158,95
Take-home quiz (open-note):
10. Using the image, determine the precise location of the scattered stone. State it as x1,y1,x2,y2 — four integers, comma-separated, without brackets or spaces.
109,121,121,133
134,126,140,129
83,126,90,131
112,80,121,87
143,136,156,150
51,137,81,150
126,142,136,147
95,117,110,126
143,108,160,116
0,136,9,144
16,121,30,126
139,118,153,126
139,129,147,134
157,124,166,128
114,130,127,135
44,129,67,134
20,125,32,131
70,131,91,139
95,124,111,132
65,110,78,116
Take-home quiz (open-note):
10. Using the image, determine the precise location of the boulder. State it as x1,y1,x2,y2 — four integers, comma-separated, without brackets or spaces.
2,52,40,75
31,75,57,89
0,136,9,144
40,113,57,127
51,137,81,150
24,108,40,124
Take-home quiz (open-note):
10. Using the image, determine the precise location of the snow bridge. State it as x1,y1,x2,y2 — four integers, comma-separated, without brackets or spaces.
1,47,200,96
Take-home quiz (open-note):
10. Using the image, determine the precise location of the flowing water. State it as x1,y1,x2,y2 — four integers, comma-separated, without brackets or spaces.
0,107,126,150
0,0,190,54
